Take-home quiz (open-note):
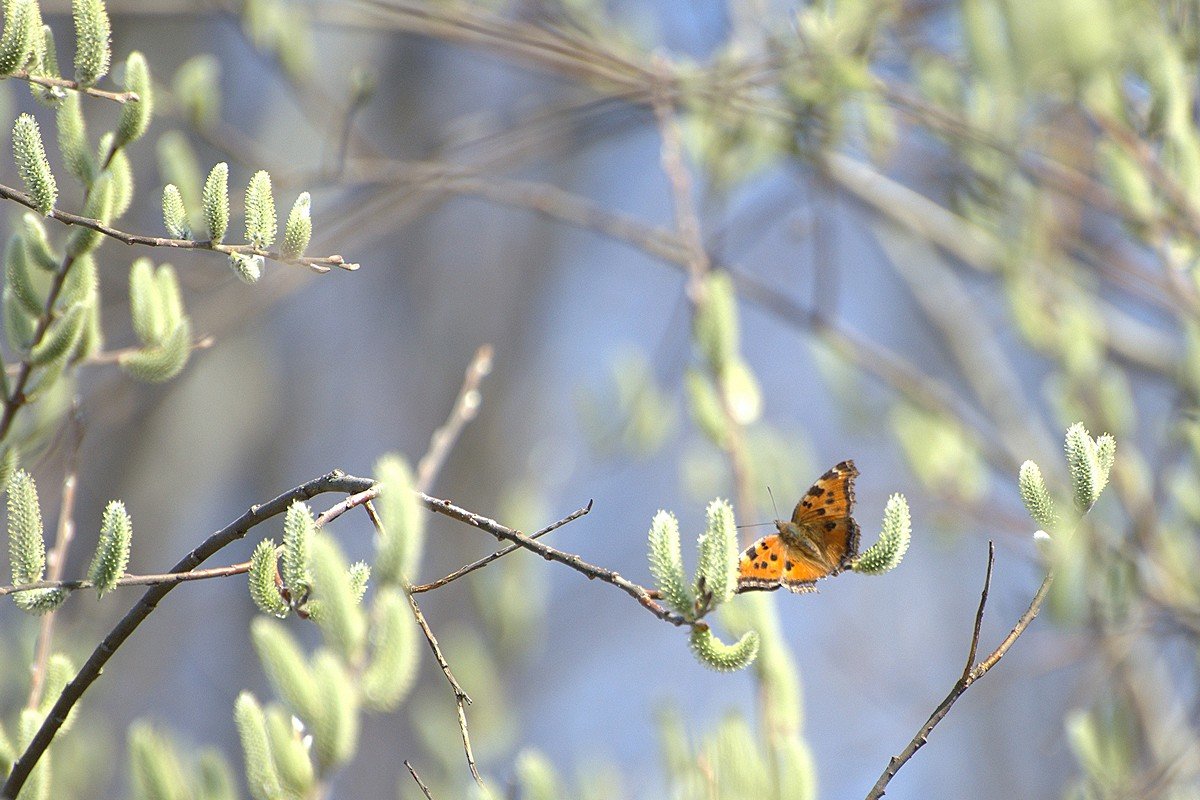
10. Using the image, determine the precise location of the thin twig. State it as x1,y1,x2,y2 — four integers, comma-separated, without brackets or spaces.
650,64,708,294
650,62,756,521
865,554,1054,800
0,471,377,800
324,485,681,623
0,560,256,597
415,344,493,493
407,347,494,786
974,573,1054,675
332,86,371,179
961,542,995,684
25,411,84,710
82,336,216,366
6,69,140,104
402,579,471,702
406,588,483,788
314,485,378,527
410,499,592,593
404,760,436,800
362,498,485,789
418,491,691,627
336,158,689,264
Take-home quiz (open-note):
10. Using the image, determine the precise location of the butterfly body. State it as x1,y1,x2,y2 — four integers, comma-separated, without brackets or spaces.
737,460,860,594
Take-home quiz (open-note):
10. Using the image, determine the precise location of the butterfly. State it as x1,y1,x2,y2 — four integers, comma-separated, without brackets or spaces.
736,460,860,594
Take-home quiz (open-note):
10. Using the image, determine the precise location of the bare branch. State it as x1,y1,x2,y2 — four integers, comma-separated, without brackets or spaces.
405,588,483,788
961,542,995,683
362,498,485,789
404,760,436,800
419,491,691,627
866,551,1053,800
410,499,592,594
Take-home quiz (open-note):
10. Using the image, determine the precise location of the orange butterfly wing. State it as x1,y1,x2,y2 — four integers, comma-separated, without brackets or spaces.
737,461,861,594
736,534,786,592
789,459,860,573
779,551,830,593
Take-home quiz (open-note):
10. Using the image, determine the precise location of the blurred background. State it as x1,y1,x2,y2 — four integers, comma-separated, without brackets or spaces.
2,1,1199,798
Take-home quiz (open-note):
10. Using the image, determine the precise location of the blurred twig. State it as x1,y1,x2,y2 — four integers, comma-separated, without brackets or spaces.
82,336,216,367
415,344,494,493
651,60,756,521
24,409,84,711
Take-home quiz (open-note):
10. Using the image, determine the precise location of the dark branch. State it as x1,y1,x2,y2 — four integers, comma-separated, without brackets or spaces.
410,499,592,593
417,492,690,627
961,542,995,683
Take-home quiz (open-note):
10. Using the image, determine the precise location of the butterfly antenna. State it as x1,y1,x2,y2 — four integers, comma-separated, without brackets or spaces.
766,486,781,519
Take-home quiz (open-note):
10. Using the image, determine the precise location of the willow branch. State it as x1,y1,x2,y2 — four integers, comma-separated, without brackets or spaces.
405,586,483,788
0,470,376,800
961,542,995,683
324,483,683,624
0,182,356,273
331,9,1182,377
